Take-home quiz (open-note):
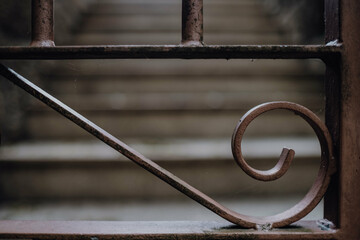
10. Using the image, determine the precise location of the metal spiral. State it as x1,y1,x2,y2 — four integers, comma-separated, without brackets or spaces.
228,101,336,227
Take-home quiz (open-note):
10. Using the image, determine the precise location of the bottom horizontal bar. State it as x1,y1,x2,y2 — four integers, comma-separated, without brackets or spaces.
0,220,337,240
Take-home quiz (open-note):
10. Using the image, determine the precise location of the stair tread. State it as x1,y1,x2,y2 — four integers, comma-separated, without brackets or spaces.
7,0,325,142
0,137,320,162
42,76,323,94
43,60,321,77
0,197,322,221
85,5,267,17
29,91,323,112
81,16,280,34
73,32,288,45
93,0,258,5
27,110,323,139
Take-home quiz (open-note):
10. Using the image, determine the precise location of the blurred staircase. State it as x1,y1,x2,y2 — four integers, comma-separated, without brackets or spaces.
0,0,325,206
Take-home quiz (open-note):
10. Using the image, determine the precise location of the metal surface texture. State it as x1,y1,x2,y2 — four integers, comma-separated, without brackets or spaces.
324,0,341,227
30,0,55,47
182,0,203,46
0,64,336,229
0,220,338,240
336,0,360,239
0,44,342,60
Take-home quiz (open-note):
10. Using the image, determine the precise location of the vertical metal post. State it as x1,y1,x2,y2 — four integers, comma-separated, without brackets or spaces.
30,0,55,47
181,0,203,46
324,0,340,227
338,0,360,239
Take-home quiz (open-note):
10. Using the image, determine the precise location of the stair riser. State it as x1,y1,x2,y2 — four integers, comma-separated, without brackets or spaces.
0,157,320,201
27,112,320,139
74,32,286,45
45,77,322,95
81,16,279,33
86,6,267,17
43,60,320,77
30,94,323,112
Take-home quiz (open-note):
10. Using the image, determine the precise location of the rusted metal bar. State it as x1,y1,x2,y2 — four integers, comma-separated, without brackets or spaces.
0,44,342,60
0,63,336,229
182,0,203,46
337,0,360,239
0,220,338,240
324,0,341,227
30,0,55,47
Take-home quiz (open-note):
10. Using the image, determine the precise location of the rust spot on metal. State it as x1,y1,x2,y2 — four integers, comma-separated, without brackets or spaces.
30,0,55,47
182,0,203,46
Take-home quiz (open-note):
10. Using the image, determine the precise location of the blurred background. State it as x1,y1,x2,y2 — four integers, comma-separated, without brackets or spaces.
0,0,326,222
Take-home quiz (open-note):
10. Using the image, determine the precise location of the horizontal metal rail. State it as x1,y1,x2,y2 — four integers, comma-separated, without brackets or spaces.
0,220,338,240
0,44,342,60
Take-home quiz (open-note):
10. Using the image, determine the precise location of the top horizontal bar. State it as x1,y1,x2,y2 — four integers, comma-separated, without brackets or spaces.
0,44,342,60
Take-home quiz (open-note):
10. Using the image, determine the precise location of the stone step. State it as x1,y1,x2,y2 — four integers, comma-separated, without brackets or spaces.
83,0,269,29
0,137,322,200
45,76,322,95
26,110,322,140
0,198,323,221
75,0,285,45
80,15,280,34
85,4,267,17
29,91,323,112
29,62,324,140
91,0,259,7
73,32,288,45
42,59,321,78
0,138,322,162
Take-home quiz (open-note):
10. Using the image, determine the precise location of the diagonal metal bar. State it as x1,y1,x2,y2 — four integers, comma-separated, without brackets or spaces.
0,64,335,228
0,63,246,226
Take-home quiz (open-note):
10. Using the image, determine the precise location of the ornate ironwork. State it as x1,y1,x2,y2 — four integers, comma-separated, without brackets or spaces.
0,63,336,228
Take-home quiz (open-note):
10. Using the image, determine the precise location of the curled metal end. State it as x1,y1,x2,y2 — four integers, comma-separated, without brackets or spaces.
233,140,295,181
231,103,296,181
227,101,336,227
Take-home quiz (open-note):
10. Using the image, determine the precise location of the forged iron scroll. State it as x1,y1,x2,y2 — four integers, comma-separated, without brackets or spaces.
0,64,336,229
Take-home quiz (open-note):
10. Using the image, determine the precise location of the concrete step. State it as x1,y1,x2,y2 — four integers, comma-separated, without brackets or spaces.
73,32,289,45
75,0,285,45
27,60,324,140
44,76,322,95
0,197,323,221
34,75,322,112
80,15,280,34
91,0,260,7
26,106,323,139
42,59,321,78
86,4,267,18
0,137,322,200
29,91,323,112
